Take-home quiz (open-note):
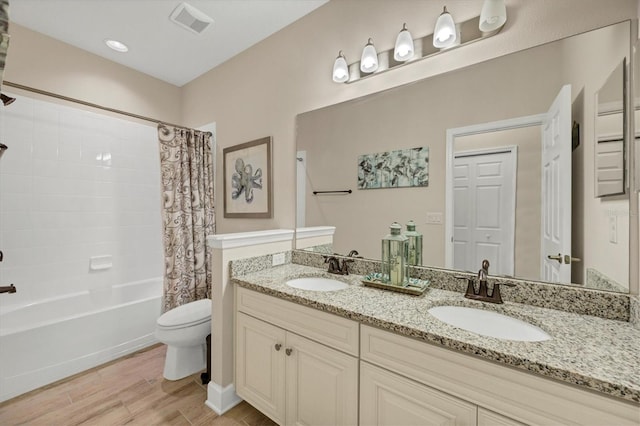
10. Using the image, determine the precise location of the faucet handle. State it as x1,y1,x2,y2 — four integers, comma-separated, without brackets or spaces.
347,250,362,258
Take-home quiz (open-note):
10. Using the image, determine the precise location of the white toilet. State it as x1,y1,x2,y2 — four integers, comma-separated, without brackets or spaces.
155,299,212,380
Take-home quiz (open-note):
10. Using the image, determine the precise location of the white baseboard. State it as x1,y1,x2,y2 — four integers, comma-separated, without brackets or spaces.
205,381,243,415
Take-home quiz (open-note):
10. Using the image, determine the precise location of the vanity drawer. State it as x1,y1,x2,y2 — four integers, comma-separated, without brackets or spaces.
236,286,359,356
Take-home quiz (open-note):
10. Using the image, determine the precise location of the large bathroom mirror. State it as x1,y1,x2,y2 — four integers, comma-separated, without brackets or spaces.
296,21,634,293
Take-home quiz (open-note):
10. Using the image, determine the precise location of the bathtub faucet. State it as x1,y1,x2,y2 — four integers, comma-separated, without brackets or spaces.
0,284,16,294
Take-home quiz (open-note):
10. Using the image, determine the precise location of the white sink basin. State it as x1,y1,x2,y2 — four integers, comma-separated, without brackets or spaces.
286,277,349,292
428,306,551,342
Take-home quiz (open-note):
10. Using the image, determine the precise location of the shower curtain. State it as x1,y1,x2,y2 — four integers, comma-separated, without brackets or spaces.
158,124,215,312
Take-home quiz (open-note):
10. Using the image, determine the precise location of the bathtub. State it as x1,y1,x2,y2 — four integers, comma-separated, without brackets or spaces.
0,278,162,402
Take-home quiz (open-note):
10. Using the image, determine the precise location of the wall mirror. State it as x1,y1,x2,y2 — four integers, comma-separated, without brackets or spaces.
296,21,634,294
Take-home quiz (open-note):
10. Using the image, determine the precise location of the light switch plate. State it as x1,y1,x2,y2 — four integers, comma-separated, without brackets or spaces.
426,212,443,224
272,253,285,266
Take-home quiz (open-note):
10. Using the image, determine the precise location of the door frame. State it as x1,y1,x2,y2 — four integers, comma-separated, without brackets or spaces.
445,114,545,269
296,150,307,228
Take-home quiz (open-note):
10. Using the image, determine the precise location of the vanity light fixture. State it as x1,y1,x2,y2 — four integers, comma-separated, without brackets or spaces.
332,51,350,83
479,0,507,32
433,6,457,48
104,39,129,53
360,38,379,73
394,23,414,62
331,2,507,83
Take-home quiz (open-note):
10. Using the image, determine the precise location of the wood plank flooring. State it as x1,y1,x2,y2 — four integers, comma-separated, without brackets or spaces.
0,344,276,426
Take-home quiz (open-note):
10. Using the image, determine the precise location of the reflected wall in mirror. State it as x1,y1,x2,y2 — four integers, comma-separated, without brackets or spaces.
0,0,9,88
595,59,626,197
296,21,633,293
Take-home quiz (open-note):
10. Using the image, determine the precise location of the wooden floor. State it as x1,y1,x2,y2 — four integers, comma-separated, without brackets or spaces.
0,344,277,426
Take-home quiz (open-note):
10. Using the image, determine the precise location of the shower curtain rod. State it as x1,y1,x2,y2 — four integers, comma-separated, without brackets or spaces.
3,81,189,130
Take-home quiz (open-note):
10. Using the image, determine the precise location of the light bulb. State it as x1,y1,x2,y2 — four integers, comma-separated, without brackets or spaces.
360,38,379,73
332,51,349,83
479,0,507,32
394,23,415,62
433,6,457,49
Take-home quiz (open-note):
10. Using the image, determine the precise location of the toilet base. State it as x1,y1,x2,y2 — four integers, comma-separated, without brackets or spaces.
163,343,206,380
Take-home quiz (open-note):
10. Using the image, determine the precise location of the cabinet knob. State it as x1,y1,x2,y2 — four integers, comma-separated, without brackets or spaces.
285,348,293,356
275,343,282,351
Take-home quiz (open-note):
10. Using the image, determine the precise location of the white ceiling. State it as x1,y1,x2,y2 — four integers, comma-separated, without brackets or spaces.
8,0,328,87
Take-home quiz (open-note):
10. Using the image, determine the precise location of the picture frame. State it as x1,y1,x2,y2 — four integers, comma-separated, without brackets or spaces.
358,146,429,189
223,136,273,218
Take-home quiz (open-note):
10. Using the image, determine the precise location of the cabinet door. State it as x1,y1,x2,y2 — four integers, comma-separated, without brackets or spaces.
478,408,527,426
360,362,476,426
236,313,286,425
285,332,358,426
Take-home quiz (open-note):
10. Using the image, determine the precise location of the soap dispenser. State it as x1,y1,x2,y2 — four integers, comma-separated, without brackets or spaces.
382,222,409,286
404,220,423,266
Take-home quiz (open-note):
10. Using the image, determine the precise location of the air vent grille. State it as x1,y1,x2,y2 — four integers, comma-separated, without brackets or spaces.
170,2,213,35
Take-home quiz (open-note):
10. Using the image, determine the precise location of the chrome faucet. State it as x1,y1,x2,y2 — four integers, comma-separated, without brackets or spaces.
463,260,514,304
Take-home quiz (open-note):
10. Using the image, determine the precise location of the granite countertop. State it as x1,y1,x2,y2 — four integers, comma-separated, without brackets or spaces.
232,263,640,404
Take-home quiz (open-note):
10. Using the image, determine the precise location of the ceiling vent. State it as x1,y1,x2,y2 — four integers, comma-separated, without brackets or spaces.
169,2,213,35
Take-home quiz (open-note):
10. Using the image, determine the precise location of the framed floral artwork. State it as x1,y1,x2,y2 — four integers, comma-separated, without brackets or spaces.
357,146,429,189
223,137,272,218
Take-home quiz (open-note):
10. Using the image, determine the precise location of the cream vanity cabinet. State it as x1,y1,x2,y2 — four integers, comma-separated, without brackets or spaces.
360,325,639,426
235,287,359,425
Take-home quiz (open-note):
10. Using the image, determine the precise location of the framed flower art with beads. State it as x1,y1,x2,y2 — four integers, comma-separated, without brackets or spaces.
223,136,273,218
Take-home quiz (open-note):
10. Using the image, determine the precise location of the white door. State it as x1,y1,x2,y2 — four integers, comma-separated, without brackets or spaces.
541,85,572,283
453,147,517,275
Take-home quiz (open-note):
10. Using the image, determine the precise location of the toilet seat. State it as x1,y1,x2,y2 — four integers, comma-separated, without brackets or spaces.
157,299,211,330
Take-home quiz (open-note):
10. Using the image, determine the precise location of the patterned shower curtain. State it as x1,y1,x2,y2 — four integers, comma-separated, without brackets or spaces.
157,124,215,312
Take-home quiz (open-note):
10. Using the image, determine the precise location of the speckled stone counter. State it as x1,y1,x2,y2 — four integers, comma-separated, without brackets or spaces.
231,263,640,405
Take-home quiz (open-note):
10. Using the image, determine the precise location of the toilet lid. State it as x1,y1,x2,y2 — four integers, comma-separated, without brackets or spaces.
157,299,212,328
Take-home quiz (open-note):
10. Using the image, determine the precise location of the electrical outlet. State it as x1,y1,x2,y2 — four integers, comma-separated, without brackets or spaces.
609,216,617,244
272,253,286,266
426,212,443,224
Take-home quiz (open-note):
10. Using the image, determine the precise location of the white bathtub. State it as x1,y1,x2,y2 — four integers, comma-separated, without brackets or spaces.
0,278,162,402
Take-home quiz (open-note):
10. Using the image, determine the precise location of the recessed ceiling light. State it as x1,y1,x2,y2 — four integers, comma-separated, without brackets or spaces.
105,39,129,53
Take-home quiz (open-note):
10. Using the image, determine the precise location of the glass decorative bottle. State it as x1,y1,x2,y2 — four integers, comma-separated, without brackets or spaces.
404,220,423,266
381,222,409,286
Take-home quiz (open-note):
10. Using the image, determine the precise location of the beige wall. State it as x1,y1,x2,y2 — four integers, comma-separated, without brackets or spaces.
561,23,631,289
182,0,637,236
4,23,181,125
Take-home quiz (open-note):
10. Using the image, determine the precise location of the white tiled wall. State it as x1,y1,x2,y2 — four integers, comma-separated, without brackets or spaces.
0,93,163,311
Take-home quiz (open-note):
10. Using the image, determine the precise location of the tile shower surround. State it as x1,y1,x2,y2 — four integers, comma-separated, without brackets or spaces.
0,95,163,310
